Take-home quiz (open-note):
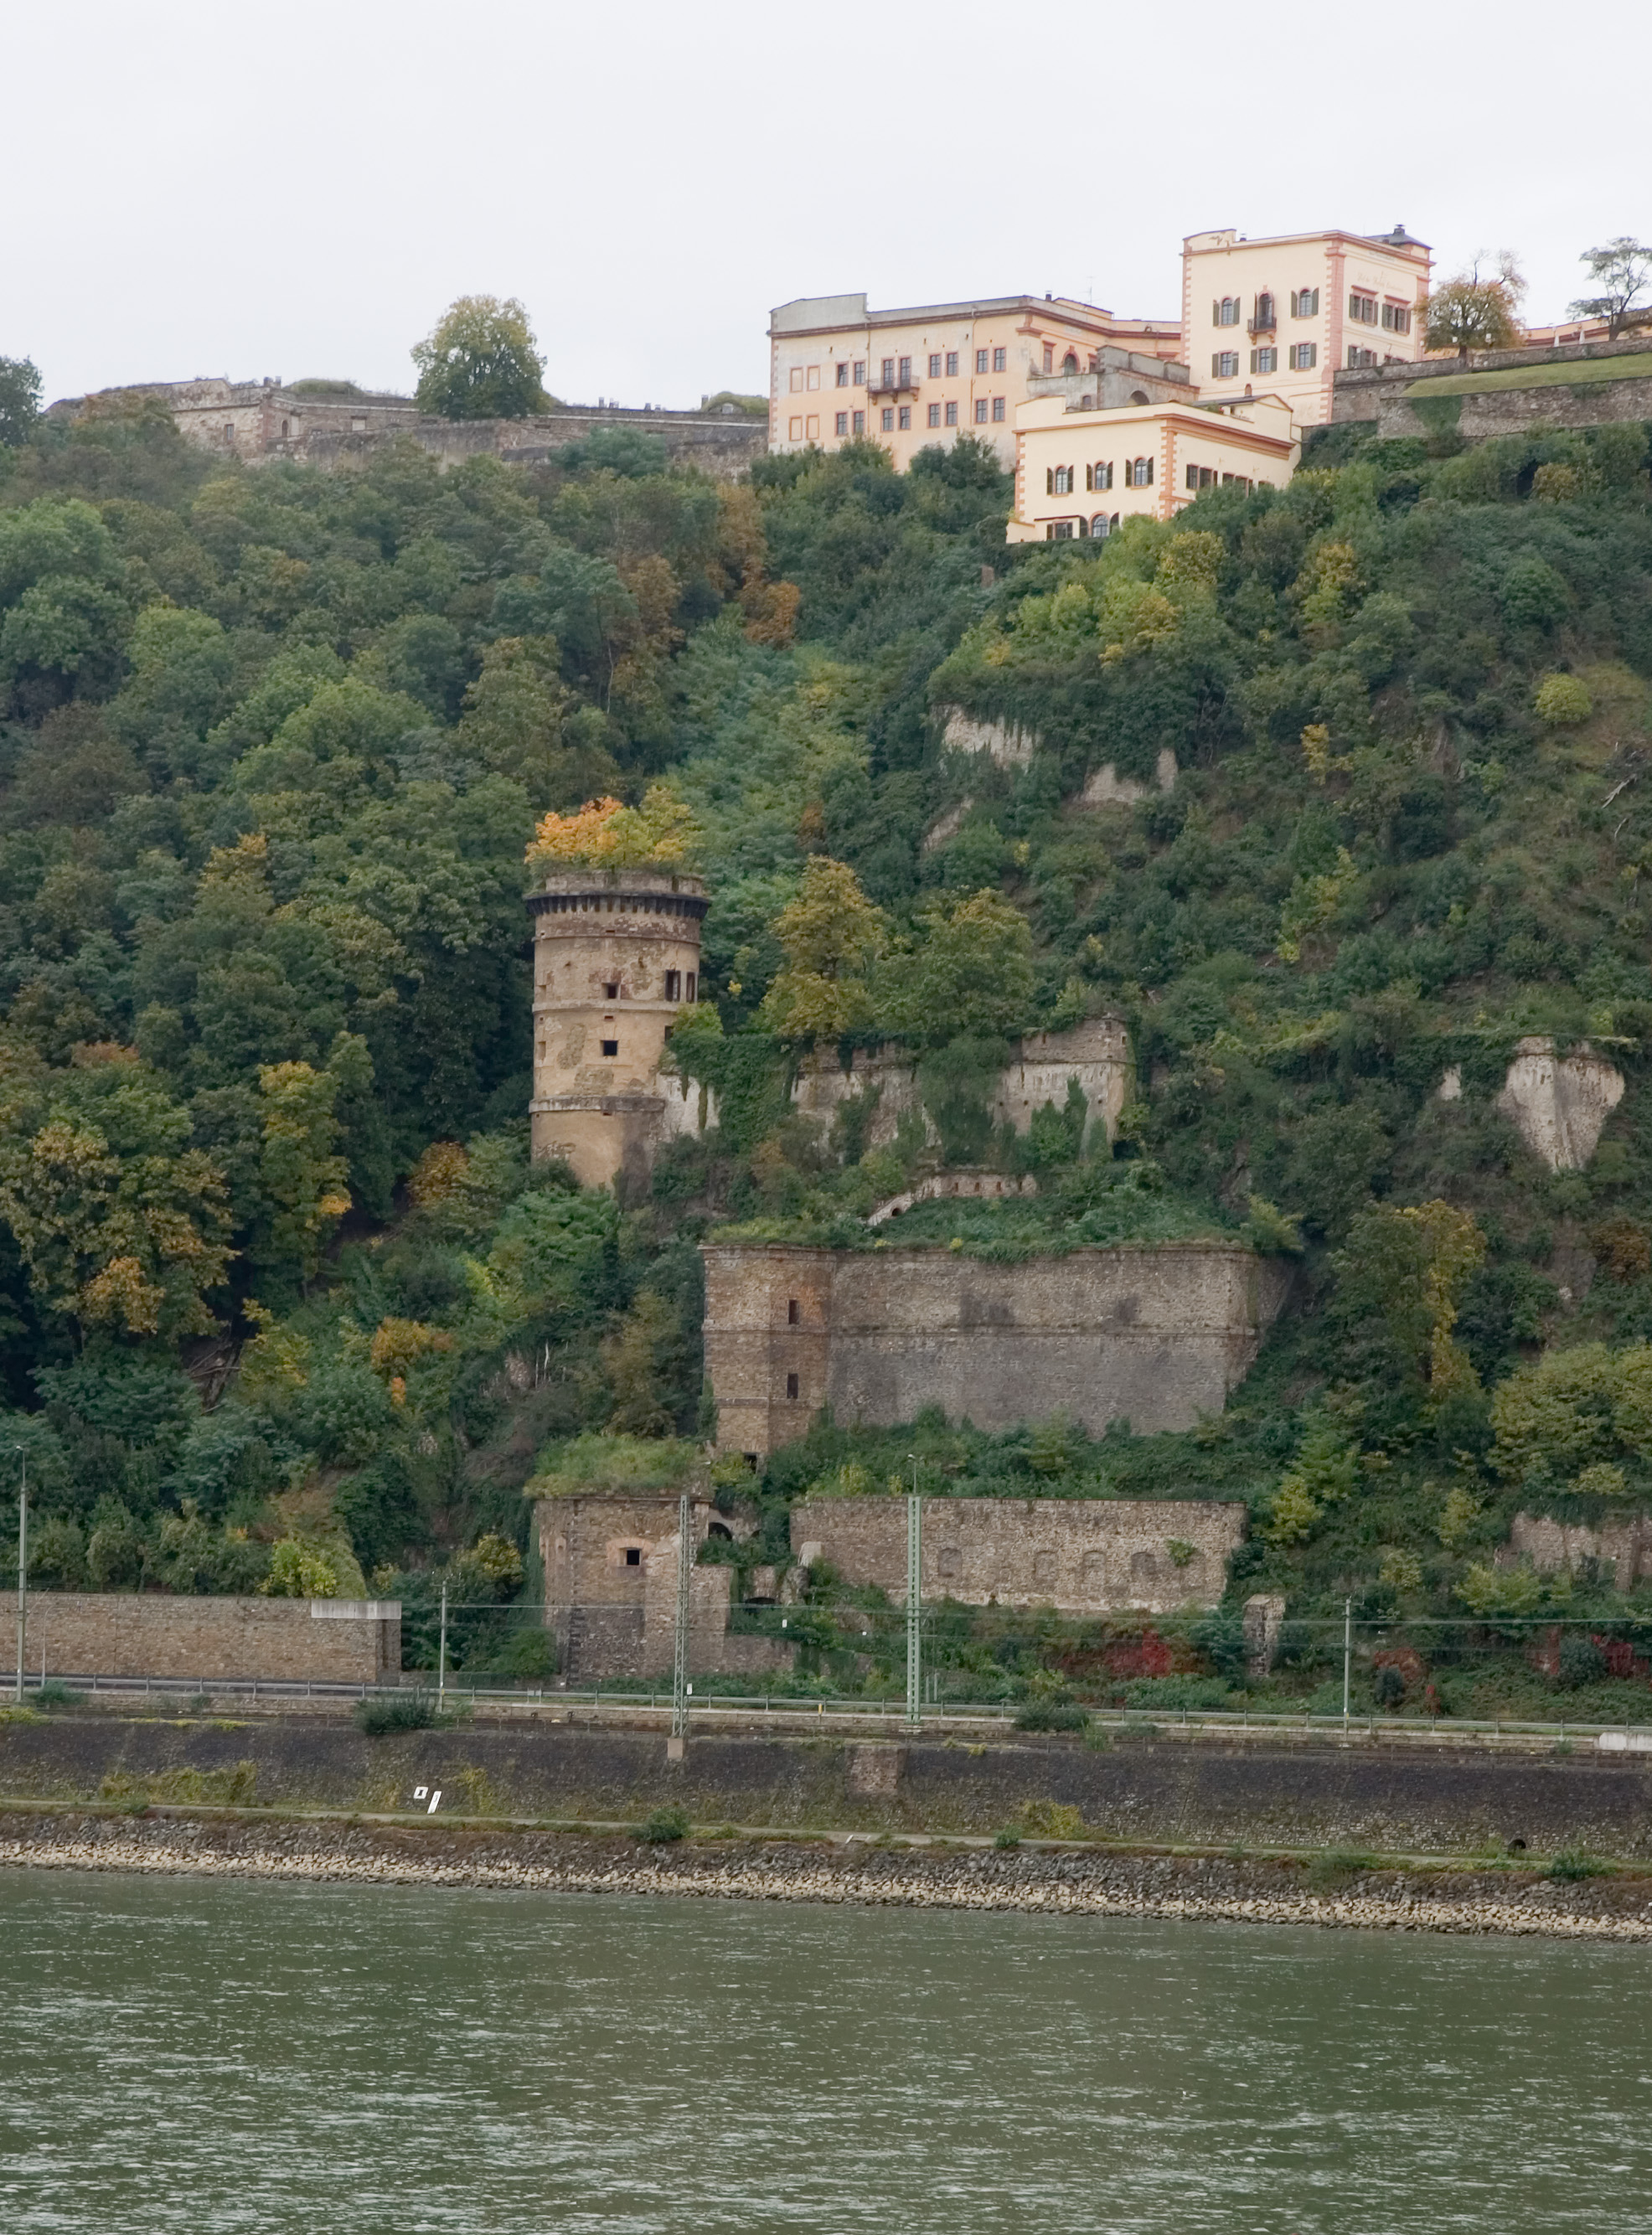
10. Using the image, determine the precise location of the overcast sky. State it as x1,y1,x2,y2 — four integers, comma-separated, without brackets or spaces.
8,0,1649,410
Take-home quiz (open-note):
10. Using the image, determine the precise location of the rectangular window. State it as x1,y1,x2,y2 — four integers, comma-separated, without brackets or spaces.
601,1039,618,1056
993,346,1006,373
1213,351,1239,379
1290,288,1320,317
664,970,681,1000
880,357,896,387
974,398,989,423
834,411,849,436
1041,344,1054,374
927,402,941,427
975,348,989,374
1288,343,1317,370
928,354,942,378
880,406,895,431
1381,302,1412,333
624,1546,642,1567
853,359,865,385
1185,464,1216,491
835,363,849,387
1045,521,1075,540
787,1298,799,1324
1349,292,1378,325
789,366,803,392
1251,346,1278,374
788,416,803,441
805,415,818,439
897,405,911,430
991,395,1005,421
944,400,958,426
806,365,819,390
852,410,865,435
685,973,695,1002
1347,345,1377,369
898,355,912,385
945,350,959,376
785,1372,799,1400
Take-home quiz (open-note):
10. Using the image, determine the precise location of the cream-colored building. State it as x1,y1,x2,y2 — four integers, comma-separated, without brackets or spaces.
1183,225,1431,424
1008,393,1298,541
767,292,1180,467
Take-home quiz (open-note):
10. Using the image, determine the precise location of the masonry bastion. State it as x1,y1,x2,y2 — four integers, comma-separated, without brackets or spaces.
702,1240,1293,1458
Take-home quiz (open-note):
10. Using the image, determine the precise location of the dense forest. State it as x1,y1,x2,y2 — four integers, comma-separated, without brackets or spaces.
3,387,1652,1715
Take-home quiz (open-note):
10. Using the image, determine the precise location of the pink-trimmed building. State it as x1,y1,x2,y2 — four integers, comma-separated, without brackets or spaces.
1008,394,1298,542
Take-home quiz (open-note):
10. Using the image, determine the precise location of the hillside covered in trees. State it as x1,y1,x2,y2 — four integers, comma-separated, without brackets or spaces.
3,391,1652,1713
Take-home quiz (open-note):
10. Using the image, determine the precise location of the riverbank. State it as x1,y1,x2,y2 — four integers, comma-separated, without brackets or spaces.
5,1807,1652,1940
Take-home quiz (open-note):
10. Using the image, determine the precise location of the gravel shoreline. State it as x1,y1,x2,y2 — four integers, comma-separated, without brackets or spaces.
5,1811,1652,1940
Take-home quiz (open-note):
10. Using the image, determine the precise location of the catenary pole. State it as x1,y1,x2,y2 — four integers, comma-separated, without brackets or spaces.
906,1457,922,1731
13,1447,25,1708
672,1488,691,1742
1342,1596,1352,1726
438,1582,447,1702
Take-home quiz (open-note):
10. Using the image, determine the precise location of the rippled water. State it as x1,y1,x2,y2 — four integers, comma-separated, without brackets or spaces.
3,1869,1650,2232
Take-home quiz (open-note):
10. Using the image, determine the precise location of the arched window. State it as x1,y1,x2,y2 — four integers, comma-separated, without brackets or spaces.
1049,464,1074,496
1090,514,1111,539
1086,461,1113,492
1128,457,1154,487
1061,350,1079,374
1128,390,1149,405
1213,297,1241,327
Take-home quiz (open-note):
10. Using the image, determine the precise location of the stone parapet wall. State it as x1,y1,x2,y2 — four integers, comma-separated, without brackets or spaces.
792,1495,1246,1614
1331,336,1652,440
703,1241,1292,1456
0,1594,399,1683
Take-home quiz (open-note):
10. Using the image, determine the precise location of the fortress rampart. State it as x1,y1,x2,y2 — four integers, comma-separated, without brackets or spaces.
1331,335,1652,441
702,1241,1292,1458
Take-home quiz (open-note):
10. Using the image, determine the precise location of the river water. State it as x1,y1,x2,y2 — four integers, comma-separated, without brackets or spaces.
3,1869,1649,2233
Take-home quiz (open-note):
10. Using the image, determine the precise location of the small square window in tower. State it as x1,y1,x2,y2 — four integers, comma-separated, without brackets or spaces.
604,981,619,999
664,969,681,1000
624,1546,642,1567
786,1373,800,1399
787,1298,799,1324
601,1039,618,1056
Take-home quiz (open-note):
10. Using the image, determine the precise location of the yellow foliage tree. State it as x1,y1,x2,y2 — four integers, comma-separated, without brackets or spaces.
758,857,886,1041
524,783,699,871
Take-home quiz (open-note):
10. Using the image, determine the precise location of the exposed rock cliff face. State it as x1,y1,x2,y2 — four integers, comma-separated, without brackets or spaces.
938,706,1040,767
1081,749,1179,806
1495,1037,1625,1170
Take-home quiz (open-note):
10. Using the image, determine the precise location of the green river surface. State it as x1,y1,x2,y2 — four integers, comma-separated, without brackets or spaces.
2,1868,1649,2232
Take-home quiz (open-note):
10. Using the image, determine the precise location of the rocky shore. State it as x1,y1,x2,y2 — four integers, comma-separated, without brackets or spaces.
4,1809,1652,1940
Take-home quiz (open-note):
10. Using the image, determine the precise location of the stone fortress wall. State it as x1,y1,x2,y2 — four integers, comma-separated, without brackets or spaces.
49,378,766,481
703,1241,1293,1458
1330,334,1652,442
792,1494,1247,1617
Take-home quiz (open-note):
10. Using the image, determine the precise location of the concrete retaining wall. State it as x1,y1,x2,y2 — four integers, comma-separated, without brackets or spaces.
0,1595,399,1684
4,1711,1651,1856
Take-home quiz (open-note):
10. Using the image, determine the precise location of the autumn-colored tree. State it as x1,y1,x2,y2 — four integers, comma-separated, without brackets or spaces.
758,857,886,1041
252,1057,352,1292
524,784,699,871
1422,254,1525,359
1330,1199,1486,1396
0,1056,232,1338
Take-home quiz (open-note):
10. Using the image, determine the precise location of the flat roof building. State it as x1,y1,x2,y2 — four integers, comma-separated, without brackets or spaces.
1009,392,1298,542
767,292,1181,468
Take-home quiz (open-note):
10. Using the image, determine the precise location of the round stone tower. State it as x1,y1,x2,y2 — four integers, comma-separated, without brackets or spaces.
527,866,708,1190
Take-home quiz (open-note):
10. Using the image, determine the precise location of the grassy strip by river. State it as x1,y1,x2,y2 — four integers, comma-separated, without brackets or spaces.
5,1810,1652,1941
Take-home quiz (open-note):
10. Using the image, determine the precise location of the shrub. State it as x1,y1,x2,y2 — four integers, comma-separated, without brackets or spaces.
993,1826,1022,1850
1533,672,1592,725
1014,1699,1089,1732
635,1804,689,1844
1557,1634,1607,1689
34,1679,83,1709
1546,1848,1608,1881
354,1690,439,1736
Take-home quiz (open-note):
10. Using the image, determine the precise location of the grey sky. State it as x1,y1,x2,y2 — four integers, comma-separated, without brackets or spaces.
8,0,1649,410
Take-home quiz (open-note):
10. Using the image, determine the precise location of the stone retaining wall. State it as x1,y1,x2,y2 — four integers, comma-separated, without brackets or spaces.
0,1595,399,1684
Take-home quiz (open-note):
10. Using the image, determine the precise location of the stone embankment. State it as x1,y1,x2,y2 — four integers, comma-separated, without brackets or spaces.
5,1810,1652,1943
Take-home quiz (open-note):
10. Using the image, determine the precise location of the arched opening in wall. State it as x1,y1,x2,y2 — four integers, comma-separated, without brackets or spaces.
1090,514,1111,539
1061,351,1079,374
1129,390,1149,405
708,1522,733,1541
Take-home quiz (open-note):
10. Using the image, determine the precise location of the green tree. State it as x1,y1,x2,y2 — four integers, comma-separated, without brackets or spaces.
1422,254,1525,359
252,1056,352,1293
1569,237,1652,338
411,296,550,421
0,357,43,448
882,888,1036,1043
758,857,885,1042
